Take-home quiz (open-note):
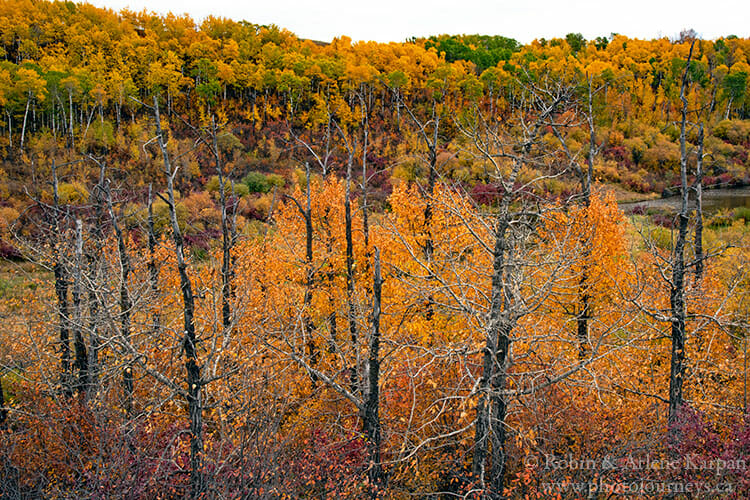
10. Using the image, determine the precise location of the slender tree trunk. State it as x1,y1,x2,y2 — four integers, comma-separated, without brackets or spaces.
577,78,596,360
403,100,440,321
251,90,256,128
694,123,704,281
576,268,591,360
361,96,370,250
98,102,104,146
55,95,65,140
364,247,385,498
319,209,338,355
69,91,74,149
345,147,360,392
212,116,233,334
668,40,695,441
154,95,203,498
82,105,96,143
326,261,338,354
147,185,160,332
54,258,71,395
52,100,57,140
51,162,71,396
394,90,401,130
302,162,317,373
72,218,89,396
107,184,133,415
86,167,106,395
725,96,733,120
423,112,438,266
6,111,11,150
20,94,30,151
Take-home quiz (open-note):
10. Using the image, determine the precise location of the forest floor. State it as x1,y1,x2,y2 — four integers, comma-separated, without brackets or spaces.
0,260,45,304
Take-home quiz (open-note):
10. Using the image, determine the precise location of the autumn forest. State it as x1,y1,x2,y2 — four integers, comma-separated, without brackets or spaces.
0,0,749,498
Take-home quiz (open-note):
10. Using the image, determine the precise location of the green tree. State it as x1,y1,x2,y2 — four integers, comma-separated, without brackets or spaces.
566,32,586,54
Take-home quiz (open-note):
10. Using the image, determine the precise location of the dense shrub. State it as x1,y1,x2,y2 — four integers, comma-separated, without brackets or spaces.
733,206,750,223
206,176,250,197
243,171,272,193
641,137,680,171
56,182,90,204
713,119,750,145
603,145,633,167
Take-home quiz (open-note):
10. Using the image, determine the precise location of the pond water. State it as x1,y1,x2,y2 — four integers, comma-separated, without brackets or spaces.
620,187,750,213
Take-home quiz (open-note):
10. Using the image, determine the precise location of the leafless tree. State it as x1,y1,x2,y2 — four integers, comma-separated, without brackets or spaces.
547,75,607,359
434,75,626,497
151,94,204,497
103,171,134,415
667,39,695,441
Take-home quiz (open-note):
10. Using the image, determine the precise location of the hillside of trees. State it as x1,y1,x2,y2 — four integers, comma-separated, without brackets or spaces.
0,1,749,498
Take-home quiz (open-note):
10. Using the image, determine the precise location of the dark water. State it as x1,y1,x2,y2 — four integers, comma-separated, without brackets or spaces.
620,187,750,213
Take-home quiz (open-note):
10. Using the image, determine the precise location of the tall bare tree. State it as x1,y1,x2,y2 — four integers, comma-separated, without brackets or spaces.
71,217,88,395
146,184,160,333
50,161,73,396
104,176,134,415
667,39,695,440
151,95,204,497
206,116,236,335
548,75,604,359
452,77,586,498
